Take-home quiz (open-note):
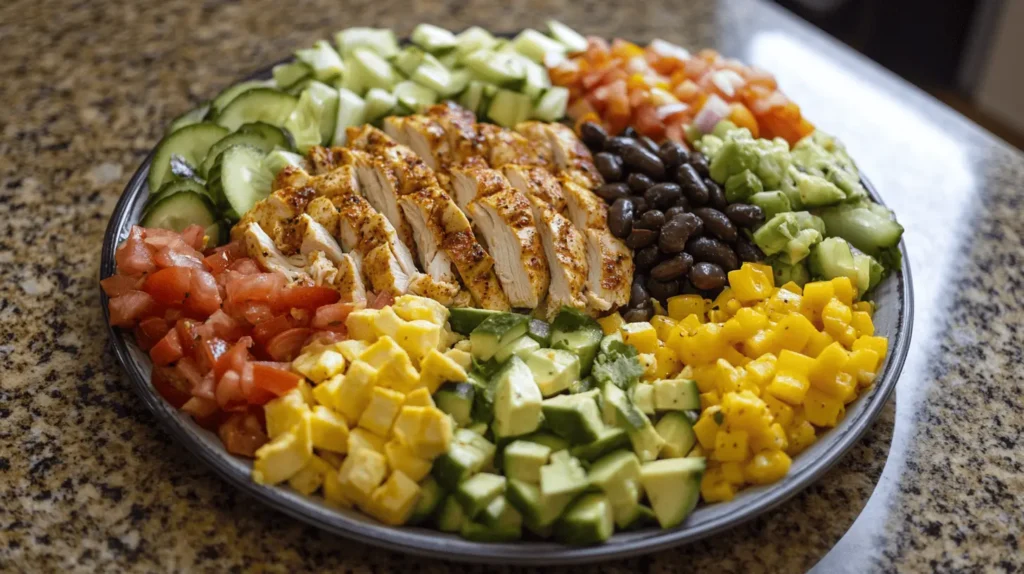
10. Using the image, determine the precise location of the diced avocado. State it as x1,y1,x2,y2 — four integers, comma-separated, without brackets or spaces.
492,356,543,439
599,331,624,355
791,169,845,207
602,383,665,462
408,476,445,525
471,313,530,361
468,370,496,425
652,379,700,411
495,335,541,363
816,202,905,256
503,440,552,483
435,495,467,532
527,318,552,347
434,382,475,426
525,348,581,397
655,412,697,458
433,429,495,489
770,257,810,287
448,307,503,335
506,479,575,530
709,136,761,183
465,421,489,435
555,493,614,545
459,518,520,542
748,190,792,220
570,426,630,462
550,307,604,376
791,130,867,201
539,450,589,497
587,450,643,528
519,431,570,453
542,392,605,443
479,495,523,537
753,211,826,265
724,169,764,203
808,236,859,285
639,458,705,528
570,376,596,394
455,472,507,518
630,383,655,415
852,249,884,293
620,504,658,530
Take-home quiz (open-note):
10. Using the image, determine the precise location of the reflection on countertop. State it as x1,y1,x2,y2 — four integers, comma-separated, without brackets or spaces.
0,0,1020,571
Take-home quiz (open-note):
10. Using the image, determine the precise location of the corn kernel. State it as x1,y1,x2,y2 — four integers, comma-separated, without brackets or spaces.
803,388,845,427
744,450,792,485
766,373,810,405
851,311,875,337
668,294,705,321
712,428,750,462
830,276,856,306
597,312,625,335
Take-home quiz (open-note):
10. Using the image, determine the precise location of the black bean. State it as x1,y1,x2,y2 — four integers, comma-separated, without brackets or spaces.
665,205,687,220
689,152,710,177
608,198,634,238
705,178,728,210
658,141,689,170
650,253,693,281
725,203,766,228
658,217,692,253
627,173,654,194
596,182,631,202
622,146,667,180
579,122,608,151
621,126,639,139
689,262,727,290
625,228,658,249
628,196,649,215
686,236,739,271
638,136,660,155
604,136,636,155
629,277,649,308
673,195,691,211
634,245,661,271
735,236,765,262
676,164,709,206
622,303,654,323
647,277,681,300
692,207,738,243
636,209,666,230
594,152,624,182
672,211,704,237
644,182,683,210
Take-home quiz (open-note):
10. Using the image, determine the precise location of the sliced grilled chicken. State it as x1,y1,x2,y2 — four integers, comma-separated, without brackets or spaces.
516,121,602,187
425,102,490,169
242,222,309,283
273,165,311,191
477,123,552,170
559,175,610,230
449,166,510,211
501,164,567,213
397,188,458,283
467,188,549,309
294,214,367,304
437,199,510,311
382,115,449,171
581,228,633,310
526,196,589,315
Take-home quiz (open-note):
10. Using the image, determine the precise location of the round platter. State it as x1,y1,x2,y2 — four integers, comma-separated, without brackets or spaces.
100,56,914,566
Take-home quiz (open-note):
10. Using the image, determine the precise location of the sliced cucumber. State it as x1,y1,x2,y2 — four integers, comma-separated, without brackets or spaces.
455,27,499,59
295,40,346,82
532,87,569,122
272,61,312,90
464,50,526,89
487,89,533,128
143,178,210,215
140,191,218,232
235,122,291,146
546,20,588,53
393,46,427,76
411,24,457,54
458,81,487,116
198,129,287,178
209,80,274,118
521,58,551,99
147,122,229,192
284,81,340,152
363,88,398,123
411,55,457,95
335,27,399,58
331,88,367,146
215,88,298,132
393,80,437,113
207,145,272,220
167,104,211,134
263,149,306,177
513,29,567,63
349,48,399,91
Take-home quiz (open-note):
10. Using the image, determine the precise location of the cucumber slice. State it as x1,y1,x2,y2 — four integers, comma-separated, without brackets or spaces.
349,48,399,91
295,40,346,82
655,411,697,458
209,80,274,117
521,58,551,99
639,457,704,528
393,46,427,76
393,80,437,113
143,178,210,216
550,307,604,376
262,149,306,178
198,129,286,178
408,477,445,525
331,88,367,146
546,20,588,53
455,26,499,59
532,87,569,122
487,89,533,128
556,493,614,545
411,56,456,95
206,145,272,220
235,122,291,147
457,81,487,116
147,122,229,192
464,50,526,89
445,69,472,98
334,27,399,58
435,495,467,532
411,24,457,54
284,81,339,152
512,29,567,63
272,61,312,90
167,104,211,134
435,382,476,426
363,88,398,122
140,191,217,232
214,88,298,132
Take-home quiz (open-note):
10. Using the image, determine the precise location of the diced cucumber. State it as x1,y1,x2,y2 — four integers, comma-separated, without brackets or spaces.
492,357,543,439
408,476,445,525
445,69,472,98
334,27,399,58
393,46,427,76
214,88,299,133
262,149,306,178
465,421,489,435
539,451,588,498
167,104,211,134
506,479,575,530
455,472,506,518
542,392,605,443
655,411,697,458
587,450,643,529
435,495,467,532
457,81,488,116
599,331,624,355
209,80,275,118
513,29,568,63
143,178,211,215
546,20,588,53
630,383,655,415
198,127,288,178
602,382,665,462
524,348,580,397
140,191,218,232
521,58,552,99
519,432,569,454
433,428,496,489
470,313,529,361
331,88,367,146
283,81,339,152
411,56,455,95
272,61,312,90
570,426,630,462
550,307,604,376
817,203,904,256
434,382,476,426
652,378,700,411
147,122,229,191
809,236,858,283
448,307,502,335
479,495,523,535
393,80,438,113
464,50,527,89
852,249,884,293
495,335,541,363
639,457,705,528
285,77,313,96
411,24,457,54
459,517,520,542
455,26,499,59
555,493,614,545
206,145,272,220
621,504,658,531
526,319,551,347
503,440,552,484
295,40,346,82
349,48,399,91
487,89,533,128
570,376,596,394
532,86,569,122
363,88,398,122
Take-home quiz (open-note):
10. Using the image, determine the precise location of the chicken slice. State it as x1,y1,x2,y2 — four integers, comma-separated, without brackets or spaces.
242,222,309,283
362,242,412,297
516,121,602,187
449,166,511,211
468,188,549,309
295,214,368,305
526,196,589,315
582,228,633,310
425,102,490,169
477,123,552,170
338,148,419,259
397,189,458,283
438,200,510,311
232,184,318,244
273,165,311,191
559,176,609,230
382,115,449,172
501,164,567,213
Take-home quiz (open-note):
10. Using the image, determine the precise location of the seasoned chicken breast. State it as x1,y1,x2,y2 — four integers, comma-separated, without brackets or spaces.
477,123,552,170
449,166,511,211
526,196,589,315
437,199,510,311
501,164,566,213
382,115,449,171
582,228,633,310
516,121,602,187
425,102,490,169
242,222,309,283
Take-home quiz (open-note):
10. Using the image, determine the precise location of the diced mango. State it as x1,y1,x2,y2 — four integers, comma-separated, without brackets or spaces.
652,345,681,379
318,450,344,469
803,329,834,358
334,339,370,363
721,390,768,433
396,320,442,362
777,350,815,379
821,298,853,340
322,469,353,508
852,300,873,314
780,281,802,295
649,315,679,341
312,375,343,411
384,440,432,482
419,349,469,393
597,312,625,335
288,455,333,495
742,329,780,358
391,406,425,448
786,419,816,455
693,406,723,450
334,361,379,425
750,423,788,453
638,352,658,380
701,467,737,502
348,427,386,454
744,450,792,485
774,314,817,352
409,407,454,459
264,389,312,439
404,387,435,408
803,388,845,428
712,428,750,462
720,461,745,485
700,391,720,410
292,348,346,383
800,281,835,321
621,322,660,354
392,294,448,325
766,373,810,405
443,348,473,372
253,414,313,486
373,306,406,340
853,335,888,360
337,447,389,507
851,311,874,337
377,352,421,393
728,264,774,303
367,470,421,525
667,294,705,321
830,276,856,306
358,387,406,437
762,394,794,429
345,309,381,341
844,348,881,386
809,342,849,389
359,336,407,369
744,353,777,388
765,288,803,317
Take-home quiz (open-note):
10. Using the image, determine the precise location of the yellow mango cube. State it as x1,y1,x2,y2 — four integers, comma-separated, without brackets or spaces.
359,336,407,369
372,306,406,340
721,344,752,367
676,323,726,365
652,345,681,379
337,447,389,507
851,311,875,337
744,450,792,485
391,406,425,447
830,276,856,306
318,451,344,469
378,352,421,393
411,407,454,459
712,428,750,462
801,281,835,319
404,387,435,408
322,469,354,508
720,461,745,485
777,350,815,379
766,373,810,405
765,288,802,318
821,298,853,333
774,314,817,352
638,352,658,380
700,391,720,410
693,406,723,450
741,329,780,358
786,419,816,456
384,440,432,482
597,312,625,335
763,394,794,428
367,471,421,526
701,468,737,502
348,427,386,454
396,319,442,362
621,322,660,354
288,455,333,495
809,342,849,388
650,315,679,342
419,349,469,394
780,281,803,295
667,294,705,322
443,348,473,372
345,309,381,341
334,361,379,425
312,374,343,411
308,405,351,453
729,264,775,303
852,300,874,314
803,329,835,358
334,339,370,363
392,294,448,325
744,353,777,388
844,348,881,386
853,335,888,359
712,359,744,396
750,423,789,453
721,390,768,433
358,387,406,437
264,389,312,439
803,388,845,427
292,348,346,383
253,414,313,486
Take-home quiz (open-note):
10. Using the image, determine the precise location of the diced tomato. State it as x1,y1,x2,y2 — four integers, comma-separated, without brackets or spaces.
136,317,170,350
163,308,182,323
265,328,312,362
215,370,247,411
728,102,760,138
175,319,200,355
180,224,207,251
272,285,340,313
304,330,347,348
369,291,395,310
203,251,232,275
250,362,303,396
196,337,229,373
192,371,216,400
218,411,268,457
312,302,357,331
175,356,204,391
181,396,219,419
633,104,666,140
251,314,295,347
153,244,205,270
226,272,285,304
288,307,311,327
151,365,192,409
150,328,184,366
115,227,156,276
214,336,253,382
100,275,141,298
204,310,245,342
184,269,221,316
143,267,192,307
228,258,261,275
109,290,156,327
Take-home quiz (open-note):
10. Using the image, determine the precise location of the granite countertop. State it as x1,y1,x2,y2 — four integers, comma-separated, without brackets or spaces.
1,0,1021,571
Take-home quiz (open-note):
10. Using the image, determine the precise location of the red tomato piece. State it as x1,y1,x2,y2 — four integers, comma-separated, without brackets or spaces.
174,356,204,391
203,250,232,275
214,336,253,382
215,370,247,411
251,314,294,347
181,396,219,419
311,302,356,331
196,337,229,373
143,267,193,307
175,319,200,356
151,365,192,408
250,362,303,396
153,244,205,270
226,272,285,304
203,310,245,342
109,290,156,327
115,226,156,276
218,411,268,458
192,371,216,400
184,269,221,316
265,328,312,362
180,224,207,251
137,317,170,347
100,275,141,298
272,285,340,313
150,328,184,366
228,258,261,275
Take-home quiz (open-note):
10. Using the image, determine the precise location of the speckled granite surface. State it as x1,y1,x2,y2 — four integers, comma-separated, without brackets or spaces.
1,0,1021,571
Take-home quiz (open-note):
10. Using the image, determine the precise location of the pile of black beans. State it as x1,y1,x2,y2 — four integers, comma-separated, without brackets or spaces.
579,121,766,322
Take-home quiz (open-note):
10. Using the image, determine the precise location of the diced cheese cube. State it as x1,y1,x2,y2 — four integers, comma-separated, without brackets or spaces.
373,306,406,340
418,349,468,394
384,439,432,482
337,447,389,507
253,413,313,485
395,320,442,362
334,339,370,363
293,349,346,383
377,353,421,393
335,362,379,425
287,455,333,495
309,405,350,453
264,389,311,439
348,427,386,454
322,469,353,508
358,386,406,437
346,309,381,341
404,387,435,408
367,470,421,525
359,336,407,369
443,348,473,372
620,322,659,354
392,294,448,325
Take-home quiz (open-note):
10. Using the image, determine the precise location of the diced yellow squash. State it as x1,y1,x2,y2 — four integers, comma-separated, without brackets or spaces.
803,329,834,358
720,390,768,433
337,447,389,507
597,312,625,335
786,419,816,455
348,427,386,454
367,470,421,526
712,428,749,462
396,319,442,362
652,345,681,379
334,339,370,363
308,405,350,453
801,281,835,321
750,422,788,453
444,348,473,372
851,311,874,337
419,349,468,394
392,294,448,325
335,361,379,425
384,440,432,482
373,306,406,341
345,309,381,341
292,348,346,383
358,387,406,437
322,469,353,508
844,348,881,386
287,455,333,495
776,349,815,379
253,414,313,486
621,322,660,354
762,394,794,429
377,352,421,393
744,450,792,485
728,264,774,303
649,315,678,341
766,373,810,405
667,294,705,322
359,336,407,369
404,387,435,408
693,406,723,450
264,389,312,439
803,388,845,427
